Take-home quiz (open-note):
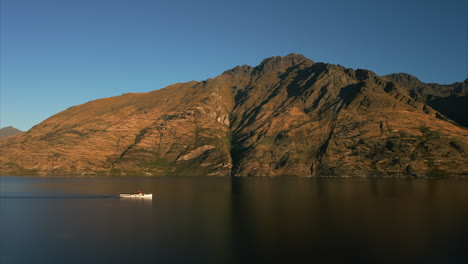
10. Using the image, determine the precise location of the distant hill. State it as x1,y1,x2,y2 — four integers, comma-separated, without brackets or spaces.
0,54,467,177
0,126,23,140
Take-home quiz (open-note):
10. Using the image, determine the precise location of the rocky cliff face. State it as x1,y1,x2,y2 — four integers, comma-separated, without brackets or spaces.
1,54,467,177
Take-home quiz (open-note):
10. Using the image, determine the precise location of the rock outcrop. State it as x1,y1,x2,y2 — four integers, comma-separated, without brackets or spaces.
1,54,467,177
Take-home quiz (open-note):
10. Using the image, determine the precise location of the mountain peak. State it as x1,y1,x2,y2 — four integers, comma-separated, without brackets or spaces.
0,126,23,140
263,53,311,63
222,64,253,76
385,73,422,84
256,53,312,73
223,53,312,77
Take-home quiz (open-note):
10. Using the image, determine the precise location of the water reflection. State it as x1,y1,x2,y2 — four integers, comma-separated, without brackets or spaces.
0,176,468,263
229,177,468,263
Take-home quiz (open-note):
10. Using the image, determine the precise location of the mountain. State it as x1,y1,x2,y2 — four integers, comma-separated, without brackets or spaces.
0,126,23,140
383,73,468,128
0,54,467,177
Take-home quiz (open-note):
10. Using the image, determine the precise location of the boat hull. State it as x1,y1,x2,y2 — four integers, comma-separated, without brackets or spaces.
119,193,152,199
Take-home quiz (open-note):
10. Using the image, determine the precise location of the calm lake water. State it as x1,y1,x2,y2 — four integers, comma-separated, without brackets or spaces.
1,176,467,263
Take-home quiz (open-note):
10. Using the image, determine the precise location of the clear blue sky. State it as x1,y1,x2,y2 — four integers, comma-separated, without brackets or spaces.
1,0,467,131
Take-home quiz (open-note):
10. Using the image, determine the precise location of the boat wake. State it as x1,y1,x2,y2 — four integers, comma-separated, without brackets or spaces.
0,194,120,199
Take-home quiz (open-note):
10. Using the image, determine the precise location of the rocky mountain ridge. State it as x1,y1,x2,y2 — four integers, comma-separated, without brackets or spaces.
1,54,467,177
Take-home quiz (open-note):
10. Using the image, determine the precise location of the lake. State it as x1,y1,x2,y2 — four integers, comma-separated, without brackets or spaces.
1,176,467,263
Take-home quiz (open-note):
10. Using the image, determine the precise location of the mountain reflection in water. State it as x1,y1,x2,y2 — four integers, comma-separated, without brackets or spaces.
0,176,467,263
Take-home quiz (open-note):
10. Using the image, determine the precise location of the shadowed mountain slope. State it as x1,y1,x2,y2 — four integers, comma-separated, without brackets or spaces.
1,54,467,177
384,73,468,128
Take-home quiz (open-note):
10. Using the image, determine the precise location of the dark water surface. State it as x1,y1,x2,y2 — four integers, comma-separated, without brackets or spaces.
1,176,467,263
